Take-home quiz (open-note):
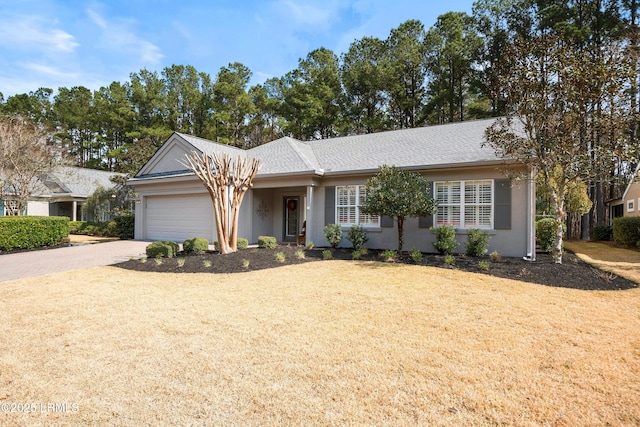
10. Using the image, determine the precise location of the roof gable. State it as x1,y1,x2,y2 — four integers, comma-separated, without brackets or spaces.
136,133,247,178
248,137,321,175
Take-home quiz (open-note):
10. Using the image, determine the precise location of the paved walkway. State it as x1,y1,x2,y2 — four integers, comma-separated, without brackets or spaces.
0,240,151,282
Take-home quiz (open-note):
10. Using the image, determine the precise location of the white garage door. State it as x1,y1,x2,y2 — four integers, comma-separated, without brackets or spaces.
145,194,216,242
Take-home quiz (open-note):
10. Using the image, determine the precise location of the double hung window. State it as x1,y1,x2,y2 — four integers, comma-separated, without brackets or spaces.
435,180,492,229
336,185,380,227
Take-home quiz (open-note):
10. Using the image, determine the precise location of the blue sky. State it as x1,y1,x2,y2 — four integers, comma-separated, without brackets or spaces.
0,0,474,98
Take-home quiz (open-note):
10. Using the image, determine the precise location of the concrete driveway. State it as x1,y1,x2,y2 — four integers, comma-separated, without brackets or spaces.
0,240,151,282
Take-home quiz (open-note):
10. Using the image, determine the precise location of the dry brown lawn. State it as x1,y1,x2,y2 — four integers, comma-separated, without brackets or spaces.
1,262,639,426
565,240,640,284
68,235,118,244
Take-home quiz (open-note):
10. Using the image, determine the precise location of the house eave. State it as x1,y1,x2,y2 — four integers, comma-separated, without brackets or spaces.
320,159,521,177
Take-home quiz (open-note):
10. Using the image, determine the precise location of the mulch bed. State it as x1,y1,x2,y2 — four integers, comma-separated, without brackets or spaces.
114,245,638,291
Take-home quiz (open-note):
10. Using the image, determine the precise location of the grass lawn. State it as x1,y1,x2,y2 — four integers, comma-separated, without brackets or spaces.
1,262,639,426
565,240,640,284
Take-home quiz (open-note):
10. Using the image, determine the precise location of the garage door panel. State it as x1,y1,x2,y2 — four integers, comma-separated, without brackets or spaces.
145,194,215,241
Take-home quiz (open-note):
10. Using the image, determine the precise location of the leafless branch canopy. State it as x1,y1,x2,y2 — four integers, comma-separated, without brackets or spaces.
0,116,59,215
179,151,261,254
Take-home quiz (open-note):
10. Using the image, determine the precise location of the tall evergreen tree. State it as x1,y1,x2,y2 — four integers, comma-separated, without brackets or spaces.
384,20,428,129
340,37,389,134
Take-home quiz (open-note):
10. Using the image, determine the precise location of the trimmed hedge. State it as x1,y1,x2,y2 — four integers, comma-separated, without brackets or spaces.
237,238,249,249
613,217,640,246
113,215,135,239
258,235,277,249
69,215,135,239
145,240,179,258
183,237,209,253
591,225,613,241
0,216,70,251
214,238,249,251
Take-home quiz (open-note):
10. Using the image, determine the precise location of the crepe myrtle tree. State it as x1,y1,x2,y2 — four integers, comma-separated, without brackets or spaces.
361,165,437,252
181,151,260,254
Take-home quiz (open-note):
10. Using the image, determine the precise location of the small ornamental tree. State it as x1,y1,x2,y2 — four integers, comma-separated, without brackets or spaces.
181,152,260,254
361,165,437,252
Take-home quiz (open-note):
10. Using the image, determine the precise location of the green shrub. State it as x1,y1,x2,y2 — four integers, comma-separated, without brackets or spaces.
145,240,179,258
381,249,397,262
352,249,362,260
591,225,613,241
275,251,285,262
536,218,559,252
322,249,333,260
0,216,70,251
113,215,135,239
69,221,84,234
258,235,277,249
103,220,119,237
295,249,306,259
305,241,314,250
214,239,247,251
409,247,422,263
68,218,131,238
465,228,490,257
613,217,640,246
183,237,209,253
478,260,490,270
346,224,368,251
430,225,459,255
444,254,456,265
323,223,342,249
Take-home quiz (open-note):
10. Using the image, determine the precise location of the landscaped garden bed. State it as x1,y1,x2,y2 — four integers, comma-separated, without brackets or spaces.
114,244,637,291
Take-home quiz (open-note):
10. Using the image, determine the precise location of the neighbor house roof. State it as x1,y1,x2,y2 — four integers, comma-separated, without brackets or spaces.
134,118,509,180
35,166,123,199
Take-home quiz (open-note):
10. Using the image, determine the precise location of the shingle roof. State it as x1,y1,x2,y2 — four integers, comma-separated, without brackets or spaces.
163,118,503,178
308,118,501,174
249,137,322,174
176,133,245,158
41,166,123,197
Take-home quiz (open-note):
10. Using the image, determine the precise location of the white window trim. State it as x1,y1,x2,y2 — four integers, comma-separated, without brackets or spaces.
335,185,380,228
628,200,635,213
434,179,494,229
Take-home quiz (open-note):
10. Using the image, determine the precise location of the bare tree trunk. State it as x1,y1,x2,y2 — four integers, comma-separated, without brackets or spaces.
397,216,404,253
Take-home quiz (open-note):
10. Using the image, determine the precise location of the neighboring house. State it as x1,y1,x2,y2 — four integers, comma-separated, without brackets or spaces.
611,164,640,220
0,166,123,221
129,118,537,258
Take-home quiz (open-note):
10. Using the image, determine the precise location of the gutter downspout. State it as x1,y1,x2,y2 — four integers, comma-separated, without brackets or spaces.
525,166,537,261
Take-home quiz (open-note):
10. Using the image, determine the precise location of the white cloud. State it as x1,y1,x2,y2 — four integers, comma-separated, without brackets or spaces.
0,14,79,53
277,0,334,29
22,62,80,80
85,8,164,66
87,9,108,29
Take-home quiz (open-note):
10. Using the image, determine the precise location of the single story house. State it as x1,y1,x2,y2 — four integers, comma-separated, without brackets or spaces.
129,118,536,258
609,164,640,221
1,166,123,221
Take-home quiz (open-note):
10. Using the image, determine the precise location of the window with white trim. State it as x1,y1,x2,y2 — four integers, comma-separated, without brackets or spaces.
336,185,379,227
628,200,635,213
435,180,493,228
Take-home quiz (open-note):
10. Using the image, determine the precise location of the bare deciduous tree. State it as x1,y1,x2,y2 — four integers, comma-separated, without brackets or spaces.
180,152,260,254
0,116,60,215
